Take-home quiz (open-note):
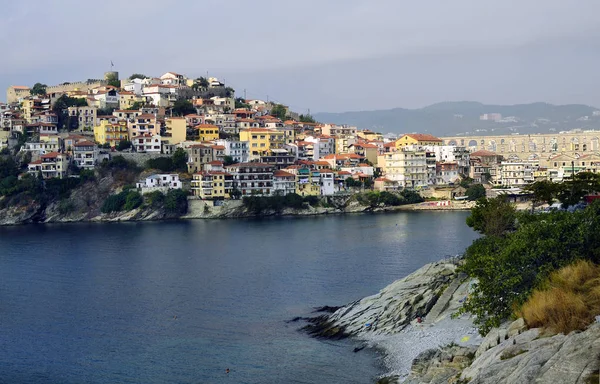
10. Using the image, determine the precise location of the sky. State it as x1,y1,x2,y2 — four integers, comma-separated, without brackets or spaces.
2,0,600,112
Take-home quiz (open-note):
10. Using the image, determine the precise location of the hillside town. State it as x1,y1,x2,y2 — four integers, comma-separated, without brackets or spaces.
1,70,598,205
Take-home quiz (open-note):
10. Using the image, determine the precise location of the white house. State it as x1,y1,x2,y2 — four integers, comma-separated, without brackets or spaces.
132,134,161,153
136,174,182,193
214,139,249,163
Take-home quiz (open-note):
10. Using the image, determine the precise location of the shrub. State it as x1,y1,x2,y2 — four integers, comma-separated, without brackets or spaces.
518,260,600,334
303,195,320,207
165,189,188,215
466,184,486,201
460,202,600,335
116,140,132,151
101,192,127,213
57,199,75,215
145,190,165,207
123,191,143,211
146,157,174,172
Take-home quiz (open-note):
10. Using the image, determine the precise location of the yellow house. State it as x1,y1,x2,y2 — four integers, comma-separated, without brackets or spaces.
191,171,232,199
239,128,277,157
165,117,187,144
94,120,129,147
196,124,220,142
395,133,442,149
357,130,383,141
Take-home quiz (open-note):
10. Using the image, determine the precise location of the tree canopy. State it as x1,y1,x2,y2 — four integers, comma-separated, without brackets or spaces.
129,73,147,80
172,99,196,116
299,114,316,123
465,196,516,237
270,104,287,120
466,184,486,201
30,83,47,96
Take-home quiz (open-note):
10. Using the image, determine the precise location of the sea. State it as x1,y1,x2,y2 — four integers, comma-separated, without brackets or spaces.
0,212,478,384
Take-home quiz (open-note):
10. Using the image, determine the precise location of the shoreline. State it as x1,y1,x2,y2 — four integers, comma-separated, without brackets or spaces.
0,200,476,227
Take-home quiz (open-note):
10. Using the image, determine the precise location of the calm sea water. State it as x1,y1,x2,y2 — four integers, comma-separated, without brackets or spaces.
0,212,478,384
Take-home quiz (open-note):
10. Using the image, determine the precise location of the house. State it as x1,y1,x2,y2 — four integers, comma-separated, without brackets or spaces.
320,124,357,136
225,163,274,196
380,146,428,189
7,85,31,104
136,174,182,193
239,128,286,158
160,72,185,86
25,122,58,136
93,88,119,109
191,171,232,199
214,139,249,163
164,117,187,145
395,133,443,149
127,114,159,138
322,153,365,168
348,143,378,165
469,150,502,183
316,168,335,195
72,140,97,169
186,144,215,173
195,124,219,142
67,106,97,131
296,167,321,196
27,152,70,179
131,134,161,153
273,170,297,196
498,161,536,187
94,120,129,147
374,177,399,192
436,162,460,185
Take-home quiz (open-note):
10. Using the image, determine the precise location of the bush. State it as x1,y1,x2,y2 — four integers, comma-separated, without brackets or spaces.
460,202,600,335
116,140,132,151
57,199,75,215
466,184,486,201
101,192,127,213
145,190,165,207
146,157,175,172
519,260,600,334
123,190,143,211
165,189,188,215
303,195,320,207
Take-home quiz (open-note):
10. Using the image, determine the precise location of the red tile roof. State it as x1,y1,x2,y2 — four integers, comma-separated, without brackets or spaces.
274,170,295,177
470,150,497,157
403,133,442,142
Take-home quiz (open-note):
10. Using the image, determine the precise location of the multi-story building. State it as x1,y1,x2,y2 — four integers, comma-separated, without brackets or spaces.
132,134,161,153
225,163,274,196
127,113,159,138
164,117,187,145
395,133,443,149
348,143,378,165
498,161,536,187
68,106,97,131
469,150,502,183
380,146,428,189
239,128,285,158
72,140,97,169
27,152,70,179
426,145,470,175
195,124,220,142
214,139,249,163
273,170,297,196
435,162,460,185
186,144,216,173
191,171,232,199
320,124,357,137
94,120,129,147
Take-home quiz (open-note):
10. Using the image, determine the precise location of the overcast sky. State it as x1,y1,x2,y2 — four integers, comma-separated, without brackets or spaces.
2,0,600,112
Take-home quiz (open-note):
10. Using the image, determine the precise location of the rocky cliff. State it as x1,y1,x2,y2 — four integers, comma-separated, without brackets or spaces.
305,260,600,384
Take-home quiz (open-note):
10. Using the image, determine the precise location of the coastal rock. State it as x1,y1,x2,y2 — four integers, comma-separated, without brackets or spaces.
325,260,464,337
461,323,600,384
403,344,477,384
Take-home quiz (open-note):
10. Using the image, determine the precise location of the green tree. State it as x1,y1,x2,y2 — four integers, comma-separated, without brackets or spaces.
223,155,236,166
270,104,287,120
235,98,250,109
116,140,132,151
466,184,486,201
106,73,120,88
196,77,209,88
299,114,316,123
466,196,516,237
230,188,242,200
127,101,145,110
172,99,196,116
165,189,188,214
557,172,600,208
172,148,188,172
524,180,561,211
30,83,47,96
146,157,174,172
129,73,147,80
123,190,143,210
459,176,474,188
224,87,235,97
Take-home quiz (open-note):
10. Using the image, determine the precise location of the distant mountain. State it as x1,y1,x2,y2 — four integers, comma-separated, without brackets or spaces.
313,102,600,137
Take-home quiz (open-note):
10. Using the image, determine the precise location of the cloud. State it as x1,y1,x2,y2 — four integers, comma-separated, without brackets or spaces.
1,0,600,110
